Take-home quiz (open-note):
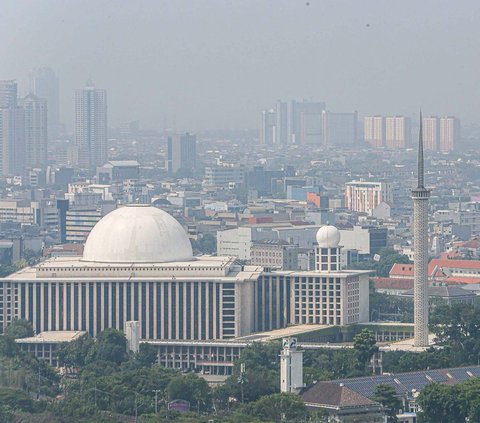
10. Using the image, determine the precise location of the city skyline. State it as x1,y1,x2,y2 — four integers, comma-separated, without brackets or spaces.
1,1,479,130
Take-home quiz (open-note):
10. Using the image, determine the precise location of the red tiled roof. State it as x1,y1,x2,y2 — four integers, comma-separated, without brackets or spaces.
389,263,414,277
373,277,413,290
429,258,480,271
390,259,480,278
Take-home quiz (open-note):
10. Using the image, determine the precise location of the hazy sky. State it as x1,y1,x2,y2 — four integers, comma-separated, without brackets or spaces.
1,0,479,130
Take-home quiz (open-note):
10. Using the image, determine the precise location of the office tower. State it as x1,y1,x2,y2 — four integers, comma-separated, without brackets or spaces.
439,117,460,153
0,80,17,108
322,111,358,146
0,80,25,176
20,94,48,168
385,116,411,148
167,133,197,173
422,116,440,151
412,114,430,347
275,100,288,145
364,116,385,148
29,68,59,138
260,109,276,145
345,181,392,216
74,82,107,170
289,100,326,144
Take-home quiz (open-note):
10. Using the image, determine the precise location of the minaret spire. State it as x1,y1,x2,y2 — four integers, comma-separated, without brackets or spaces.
418,110,424,188
412,109,431,348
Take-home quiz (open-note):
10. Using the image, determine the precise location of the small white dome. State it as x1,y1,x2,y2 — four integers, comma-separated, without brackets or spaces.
316,225,341,248
82,205,193,263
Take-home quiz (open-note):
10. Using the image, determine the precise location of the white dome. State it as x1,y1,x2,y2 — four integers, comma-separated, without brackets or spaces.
316,225,341,248
82,205,193,263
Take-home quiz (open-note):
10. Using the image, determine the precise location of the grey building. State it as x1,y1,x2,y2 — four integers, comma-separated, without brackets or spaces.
0,80,25,175
250,239,299,270
20,94,48,168
29,68,60,139
74,82,107,170
96,160,140,184
167,133,196,173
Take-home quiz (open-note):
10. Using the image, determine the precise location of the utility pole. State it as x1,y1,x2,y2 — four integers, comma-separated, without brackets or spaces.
152,389,161,414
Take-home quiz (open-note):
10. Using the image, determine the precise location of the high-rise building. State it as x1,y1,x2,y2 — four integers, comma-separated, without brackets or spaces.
322,111,358,146
439,116,460,153
275,100,288,145
20,94,48,168
29,68,59,138
345,181,393,216
422,116,440,151
74,82,107,170
0,80,25,176
0,80,17,108
385,116,411,148
289,100,326,144
364,116,385,148
412,113,430,347
167,133,197,173
259,109,276,145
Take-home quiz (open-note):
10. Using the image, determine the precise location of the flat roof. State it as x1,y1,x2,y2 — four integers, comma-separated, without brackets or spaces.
15,331,87,344
236,324,331,342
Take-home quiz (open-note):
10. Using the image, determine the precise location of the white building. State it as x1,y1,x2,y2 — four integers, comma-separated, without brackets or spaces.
364,116,385,148
0,205,263,339
74,82,107,170
439,116,460,153
216,224,321,261
0,208,371,347
385,116,411,149
345,181,393,216
288,225,370,325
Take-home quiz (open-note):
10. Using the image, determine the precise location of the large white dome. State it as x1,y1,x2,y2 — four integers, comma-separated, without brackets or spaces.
316,225,341,248
82,205,193,263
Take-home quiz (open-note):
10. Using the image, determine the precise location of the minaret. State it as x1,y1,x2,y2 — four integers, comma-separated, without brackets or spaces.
412,112,431,347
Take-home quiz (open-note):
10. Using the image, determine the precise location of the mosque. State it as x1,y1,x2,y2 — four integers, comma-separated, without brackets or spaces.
0,204,370,343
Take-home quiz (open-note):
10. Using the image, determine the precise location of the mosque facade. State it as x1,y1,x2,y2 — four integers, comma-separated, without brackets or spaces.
0,205,370,340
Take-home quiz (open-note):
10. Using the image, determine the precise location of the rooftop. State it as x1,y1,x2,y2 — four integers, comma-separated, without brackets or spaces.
15,331,87,344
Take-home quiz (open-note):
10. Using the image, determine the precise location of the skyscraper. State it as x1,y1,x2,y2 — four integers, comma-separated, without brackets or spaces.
275,100,288,145
289,100,326,144
0,80,25,176
260,109,276,145
0,80,17,108
385,116,411,148
20,94,48,168
167,133,197,173
439,117,460,153
74,82,107,170
412,113,430,347
29,68,59,139
364,116,385,148
322,111,357,146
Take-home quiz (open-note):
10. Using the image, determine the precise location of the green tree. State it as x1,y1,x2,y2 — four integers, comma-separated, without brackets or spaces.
135,343,158,367
353,329,378,371
167,373,211,412
0,405,13,423
5,318,34,339
57,333,95,368
244,392,308,422
417,383,465,423
372,384,401,423
86,329,128,365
